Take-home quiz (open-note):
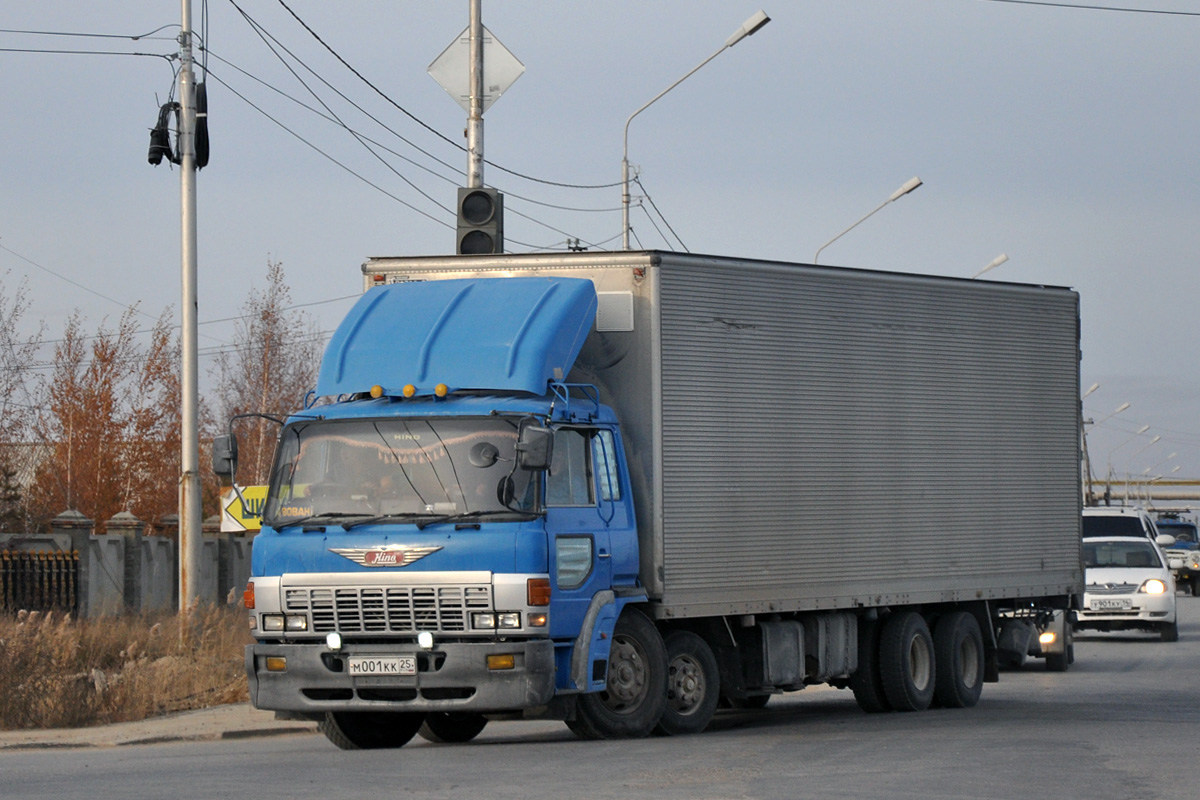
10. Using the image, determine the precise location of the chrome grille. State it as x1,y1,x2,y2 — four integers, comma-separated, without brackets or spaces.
285,585,491,633
1086,583,1138,595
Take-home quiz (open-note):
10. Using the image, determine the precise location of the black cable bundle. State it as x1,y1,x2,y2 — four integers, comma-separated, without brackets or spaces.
147,102,180,166
194,82,209,169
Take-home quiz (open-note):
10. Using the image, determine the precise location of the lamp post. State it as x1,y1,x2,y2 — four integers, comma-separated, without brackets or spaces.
972,253,1009,279
621,10,771,250
1105,424,1150,481
813,177,923,264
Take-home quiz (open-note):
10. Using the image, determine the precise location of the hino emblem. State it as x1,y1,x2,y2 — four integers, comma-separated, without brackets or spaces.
329,545,442,567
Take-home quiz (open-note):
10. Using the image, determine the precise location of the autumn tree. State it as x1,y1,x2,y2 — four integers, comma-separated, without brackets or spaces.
208,260,324,487
0,272,44,532
26,308,180,531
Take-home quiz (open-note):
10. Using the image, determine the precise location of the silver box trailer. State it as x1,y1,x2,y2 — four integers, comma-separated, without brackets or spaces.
362,251,1082,620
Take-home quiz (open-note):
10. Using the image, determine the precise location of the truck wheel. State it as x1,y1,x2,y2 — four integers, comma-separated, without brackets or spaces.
879,611,936,712
319,711,425,750
1160,621,1179,642
654,631,720,736
932,611,984,708
849,618,892,714
1046,620,1073,672
418,712,489,743
567,608,667,740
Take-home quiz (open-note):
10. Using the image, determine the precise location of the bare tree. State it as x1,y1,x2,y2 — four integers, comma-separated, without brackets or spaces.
0,272,45,531
208,260,324,486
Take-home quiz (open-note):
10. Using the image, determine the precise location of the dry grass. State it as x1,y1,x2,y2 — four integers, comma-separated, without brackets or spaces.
0,603,251,730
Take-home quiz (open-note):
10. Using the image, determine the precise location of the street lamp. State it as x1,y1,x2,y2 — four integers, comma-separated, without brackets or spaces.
1105,424,1150,478
621,10,771,250
972,253,1009,279
813,177,923,264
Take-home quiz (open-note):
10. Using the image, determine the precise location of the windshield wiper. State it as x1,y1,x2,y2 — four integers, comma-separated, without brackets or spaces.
414,510,534,530
341,513,435,531
272,512,375,530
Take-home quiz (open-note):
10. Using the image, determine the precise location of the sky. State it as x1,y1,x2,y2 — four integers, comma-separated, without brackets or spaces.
2,0,1199,483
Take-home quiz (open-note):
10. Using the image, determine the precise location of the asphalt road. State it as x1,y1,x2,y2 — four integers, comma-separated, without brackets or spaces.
5,596,1198,800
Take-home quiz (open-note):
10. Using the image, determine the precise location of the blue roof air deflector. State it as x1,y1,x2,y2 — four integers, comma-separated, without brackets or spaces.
316,277,598,398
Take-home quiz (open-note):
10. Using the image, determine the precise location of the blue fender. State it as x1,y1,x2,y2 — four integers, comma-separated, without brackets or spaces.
566,590,648,693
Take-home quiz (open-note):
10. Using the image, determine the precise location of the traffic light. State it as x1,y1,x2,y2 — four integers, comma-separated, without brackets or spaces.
456,187,504,255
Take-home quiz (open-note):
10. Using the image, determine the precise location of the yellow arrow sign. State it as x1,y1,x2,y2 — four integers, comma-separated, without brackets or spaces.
221,486,268,532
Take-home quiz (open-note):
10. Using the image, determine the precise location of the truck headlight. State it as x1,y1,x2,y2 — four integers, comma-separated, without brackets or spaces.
262,614,285,631
285,614,308,631
472,612,497,629
497,613,521,629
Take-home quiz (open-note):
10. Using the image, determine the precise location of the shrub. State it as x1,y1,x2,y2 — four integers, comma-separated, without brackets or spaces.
0,605,251,730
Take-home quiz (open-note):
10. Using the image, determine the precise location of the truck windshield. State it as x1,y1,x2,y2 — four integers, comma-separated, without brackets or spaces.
263,417,536,527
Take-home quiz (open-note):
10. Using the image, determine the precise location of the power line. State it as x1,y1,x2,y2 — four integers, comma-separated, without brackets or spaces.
271,0,621,191
634,176,688,252
979,0,1200,16
227,1,453,218
0,24,180,40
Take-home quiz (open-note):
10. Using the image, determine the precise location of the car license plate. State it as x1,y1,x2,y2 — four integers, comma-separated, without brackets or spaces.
348,656,416,676
1090,598,1132,610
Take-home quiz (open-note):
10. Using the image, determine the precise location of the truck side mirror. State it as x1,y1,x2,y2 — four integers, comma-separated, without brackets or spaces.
515,424,553,471
212,433,239,479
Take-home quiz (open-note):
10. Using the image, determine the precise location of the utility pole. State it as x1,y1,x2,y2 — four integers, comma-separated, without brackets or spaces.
178,0,202,611
466,0,484,188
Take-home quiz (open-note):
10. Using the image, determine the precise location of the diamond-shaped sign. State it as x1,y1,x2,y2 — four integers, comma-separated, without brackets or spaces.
428,26,525,113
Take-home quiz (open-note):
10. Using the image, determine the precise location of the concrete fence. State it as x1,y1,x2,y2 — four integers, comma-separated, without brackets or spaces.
0,510,254,617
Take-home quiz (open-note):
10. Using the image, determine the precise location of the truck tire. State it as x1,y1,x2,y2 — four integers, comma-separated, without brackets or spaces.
1046,619,1073,672
1160,621,1179,642
567,608,667,740
319,711,425,750
932,611,984,708
849,618,892,714
654,631,720,736
879,611,936,712
417,712,489,743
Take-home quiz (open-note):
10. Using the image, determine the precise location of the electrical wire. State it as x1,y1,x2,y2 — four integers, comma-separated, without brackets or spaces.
634,176,688,252
205,70,454,230
228,1,452,217
271,0,621,191
978,0,1200,16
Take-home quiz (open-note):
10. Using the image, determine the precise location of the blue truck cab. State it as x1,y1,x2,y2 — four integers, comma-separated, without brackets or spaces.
228,277,646,746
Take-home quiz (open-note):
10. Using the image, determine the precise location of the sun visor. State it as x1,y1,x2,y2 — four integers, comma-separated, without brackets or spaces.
317,277,598,398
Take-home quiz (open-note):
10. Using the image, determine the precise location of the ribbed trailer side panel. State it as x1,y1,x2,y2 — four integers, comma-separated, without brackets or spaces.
361,252,1082,619
654,256,1080,616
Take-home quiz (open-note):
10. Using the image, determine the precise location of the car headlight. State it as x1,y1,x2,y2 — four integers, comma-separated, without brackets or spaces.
1140,579,1167,594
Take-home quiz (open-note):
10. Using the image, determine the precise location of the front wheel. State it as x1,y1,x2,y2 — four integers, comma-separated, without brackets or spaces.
1161,621,1180,642
418,712,489,743
567,608,667,740
319,711,425,750
654,630,720,736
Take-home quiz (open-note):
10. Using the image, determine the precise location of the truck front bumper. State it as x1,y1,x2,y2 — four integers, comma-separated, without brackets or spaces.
247,638,556,714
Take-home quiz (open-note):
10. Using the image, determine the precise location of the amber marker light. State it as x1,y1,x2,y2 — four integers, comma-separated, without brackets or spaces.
265,657,287,672
370,385,384,399
487,654,516,670
403,384,417,398
435,383,449,398
527,577,551,606
243,581,255,609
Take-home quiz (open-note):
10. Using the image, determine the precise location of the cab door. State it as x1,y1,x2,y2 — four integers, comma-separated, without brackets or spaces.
544,427,612,639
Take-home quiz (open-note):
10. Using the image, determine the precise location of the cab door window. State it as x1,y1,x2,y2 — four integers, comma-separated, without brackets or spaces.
546,428,594,507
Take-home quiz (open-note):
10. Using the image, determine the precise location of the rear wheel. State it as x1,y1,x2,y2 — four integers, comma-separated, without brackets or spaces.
567,608,667,740
879,611,936,712
849,618,892,714
654,631,720,736
932,611,984,708
319,711,425,750
418,712,489,743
